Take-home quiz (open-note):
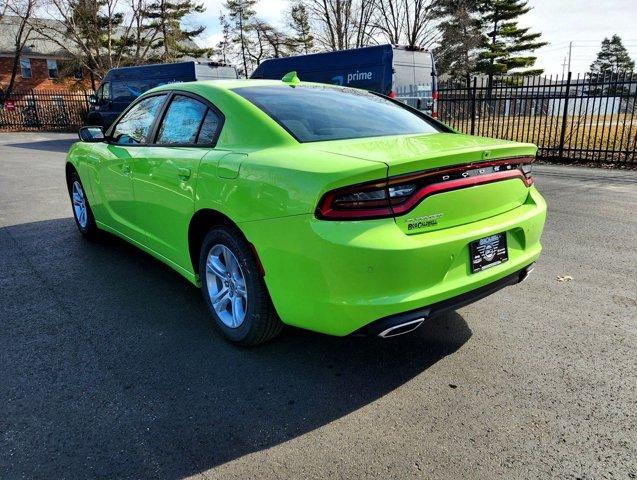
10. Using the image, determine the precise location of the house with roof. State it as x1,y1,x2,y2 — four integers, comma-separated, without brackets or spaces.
0,15,92,92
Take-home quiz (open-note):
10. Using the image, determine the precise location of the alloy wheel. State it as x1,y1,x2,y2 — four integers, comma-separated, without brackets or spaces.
72,180,88,228
205,244,248,328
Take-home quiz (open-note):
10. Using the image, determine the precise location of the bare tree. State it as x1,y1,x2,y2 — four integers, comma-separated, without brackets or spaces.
304,0,356,50
5,0,36,95
403,0,437,48
1,0,12,18
353,0,375,47
372,0,403,44
373,0,438,48
129,0,161,65
31,0,137,83
253,20,289,58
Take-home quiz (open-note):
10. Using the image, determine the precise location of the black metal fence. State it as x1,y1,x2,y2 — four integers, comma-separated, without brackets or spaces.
0,90,92,132
2,77,637,166
438,72,637,165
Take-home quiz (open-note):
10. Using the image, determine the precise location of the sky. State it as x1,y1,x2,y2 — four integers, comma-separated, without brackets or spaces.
196,0,637,76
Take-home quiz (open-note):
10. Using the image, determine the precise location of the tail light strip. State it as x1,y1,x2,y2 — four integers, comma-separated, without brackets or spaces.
316,156,535,220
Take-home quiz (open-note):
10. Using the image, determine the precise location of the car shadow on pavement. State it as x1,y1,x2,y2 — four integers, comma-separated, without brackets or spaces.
0,218,472,479
5,137,76,153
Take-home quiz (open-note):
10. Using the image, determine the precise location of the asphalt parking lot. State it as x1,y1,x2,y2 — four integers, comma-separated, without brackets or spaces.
1,132,635,479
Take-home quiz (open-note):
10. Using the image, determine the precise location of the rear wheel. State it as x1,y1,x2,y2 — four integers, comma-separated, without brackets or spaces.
68,171,98,238
199,225,282,346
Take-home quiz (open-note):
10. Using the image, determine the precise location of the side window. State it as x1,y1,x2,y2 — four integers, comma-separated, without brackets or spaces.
197,108,222,144
47,59,59,78
20,58,32,78
156,95,207,145
112,94,166,145
101,82,111,102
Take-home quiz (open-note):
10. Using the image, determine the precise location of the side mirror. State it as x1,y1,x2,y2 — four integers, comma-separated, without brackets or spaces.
88,94,98,106
78,126,105,142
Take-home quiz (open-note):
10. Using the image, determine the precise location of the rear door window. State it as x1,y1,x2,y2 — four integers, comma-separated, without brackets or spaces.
156,95,207,145
155,94,223,145
196,108,222,144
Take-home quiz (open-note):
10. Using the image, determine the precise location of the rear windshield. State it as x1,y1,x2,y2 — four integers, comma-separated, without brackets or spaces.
233,85,440,142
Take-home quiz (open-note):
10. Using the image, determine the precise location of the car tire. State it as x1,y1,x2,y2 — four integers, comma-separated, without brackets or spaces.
199,225,283,346
68,170,98,239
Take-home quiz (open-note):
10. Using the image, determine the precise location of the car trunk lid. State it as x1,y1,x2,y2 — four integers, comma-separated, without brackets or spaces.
316,133,536,232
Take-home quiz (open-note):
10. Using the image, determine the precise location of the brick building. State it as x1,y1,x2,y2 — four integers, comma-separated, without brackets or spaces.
0,16,92,93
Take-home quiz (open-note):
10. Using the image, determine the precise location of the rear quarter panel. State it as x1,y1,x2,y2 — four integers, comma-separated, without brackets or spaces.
194,145,389,221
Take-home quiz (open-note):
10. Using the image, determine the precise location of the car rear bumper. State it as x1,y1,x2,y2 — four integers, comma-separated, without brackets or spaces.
240,186,546,336
353,262,535,337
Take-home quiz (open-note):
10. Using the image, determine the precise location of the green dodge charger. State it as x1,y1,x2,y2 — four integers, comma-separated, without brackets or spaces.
66,76,546,345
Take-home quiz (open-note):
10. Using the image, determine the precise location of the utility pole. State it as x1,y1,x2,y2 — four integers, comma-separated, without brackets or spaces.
567,41,573,73
561,56,567,77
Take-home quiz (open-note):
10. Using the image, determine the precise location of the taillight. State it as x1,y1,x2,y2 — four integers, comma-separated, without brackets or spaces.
521,163,533,181
316,157,535,220
388,90,397,99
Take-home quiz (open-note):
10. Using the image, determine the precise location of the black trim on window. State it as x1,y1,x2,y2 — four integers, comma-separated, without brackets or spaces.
105,92,169,146
151,90,225,148
233,84,444,143
105,89,225,148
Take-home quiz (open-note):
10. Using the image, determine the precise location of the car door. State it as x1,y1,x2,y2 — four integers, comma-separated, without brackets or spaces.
130,92,226,272
97,93,168,242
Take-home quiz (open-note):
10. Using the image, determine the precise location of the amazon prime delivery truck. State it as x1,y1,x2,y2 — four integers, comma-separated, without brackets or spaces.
86,61,238,128
250,44,438,116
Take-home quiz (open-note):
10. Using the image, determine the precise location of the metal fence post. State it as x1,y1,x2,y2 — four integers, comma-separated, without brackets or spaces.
470,77,477,136
558,71,572,161
30,89,41,128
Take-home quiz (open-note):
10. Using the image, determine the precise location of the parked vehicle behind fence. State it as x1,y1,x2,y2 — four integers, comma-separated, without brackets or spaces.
86,61,238,128
251,44,438,116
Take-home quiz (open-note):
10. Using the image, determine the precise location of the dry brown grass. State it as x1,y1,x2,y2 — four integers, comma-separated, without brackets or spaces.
442,114,637,163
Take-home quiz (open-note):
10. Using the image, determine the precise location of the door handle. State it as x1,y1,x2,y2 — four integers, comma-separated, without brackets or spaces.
178,167,191,180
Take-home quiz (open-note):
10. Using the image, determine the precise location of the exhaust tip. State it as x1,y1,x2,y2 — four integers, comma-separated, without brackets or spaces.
519,263,536,283
378,318,425,338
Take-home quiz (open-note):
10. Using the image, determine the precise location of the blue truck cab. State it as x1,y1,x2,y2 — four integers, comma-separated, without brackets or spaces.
86,61,237,128
251,44,438,116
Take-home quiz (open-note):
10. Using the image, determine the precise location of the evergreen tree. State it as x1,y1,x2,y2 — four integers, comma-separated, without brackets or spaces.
432,0,482,81
142,0,211,62
216,14,233,64
224,0,257,76
475,0,546,84
589,35,635,78
589,35,635,95
288,2,313,54
70,0,124,67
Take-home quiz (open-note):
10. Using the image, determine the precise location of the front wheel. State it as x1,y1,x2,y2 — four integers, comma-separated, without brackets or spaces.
199,225,282,346
68,171,98,238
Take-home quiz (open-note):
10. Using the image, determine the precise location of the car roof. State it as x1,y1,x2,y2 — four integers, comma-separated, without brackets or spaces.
148,78,339,94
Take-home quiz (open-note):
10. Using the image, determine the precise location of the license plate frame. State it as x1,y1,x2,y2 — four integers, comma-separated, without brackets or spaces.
469,232,508,273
